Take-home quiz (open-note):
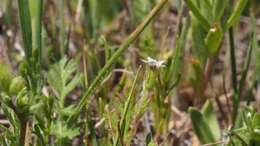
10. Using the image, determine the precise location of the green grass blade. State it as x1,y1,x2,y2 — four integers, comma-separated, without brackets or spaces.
17,0,32,60
114,67,141,146
87,112,99,146
201,100,221,141
34,0,43,63
225,0,248,30
184,0,211,30
213,0,227,21
238,34,254,96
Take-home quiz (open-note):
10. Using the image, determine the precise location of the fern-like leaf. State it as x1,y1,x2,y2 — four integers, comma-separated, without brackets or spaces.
47,57,82,102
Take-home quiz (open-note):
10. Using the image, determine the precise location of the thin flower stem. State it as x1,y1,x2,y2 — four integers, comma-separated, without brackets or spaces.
228,27,240,125
229,27,238,94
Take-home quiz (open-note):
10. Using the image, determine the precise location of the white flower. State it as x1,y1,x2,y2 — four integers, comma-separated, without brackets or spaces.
141,57,165,69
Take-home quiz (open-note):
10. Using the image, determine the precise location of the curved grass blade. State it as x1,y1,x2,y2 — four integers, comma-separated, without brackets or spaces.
114,67,141,146
184,0,211,30
225,0,248,30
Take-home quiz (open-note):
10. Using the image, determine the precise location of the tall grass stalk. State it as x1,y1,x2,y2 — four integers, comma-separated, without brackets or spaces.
184,0,211,30
18,0,32,60
17,0,43,145
68,0,169,121
34,0,43,94
17,0,32,145
34,0,43,65
228,0,249,125
114,67,141,146
228,27,238,94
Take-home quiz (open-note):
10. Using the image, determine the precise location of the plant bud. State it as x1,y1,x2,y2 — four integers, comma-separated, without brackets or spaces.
16,95,29,108
0,62,14,93
9,76,25,96
204,23,223,56
19,60,28,77
187,58,204,91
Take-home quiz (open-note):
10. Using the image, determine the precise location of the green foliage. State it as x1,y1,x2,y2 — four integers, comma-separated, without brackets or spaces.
0,62,14,93
0,104,20,146
225,0,248,29
213,0,227,21
50,121,80,139
47,57,82,101
1,0,259,145
9,76,25,96
17,0,32,59
185,0,211,30
204,23,223,56
201,100,221,140
83,0,123,40
114,67,141,146
189,100,220,145
71,0,169,120
226,107,260,146
187,58,204,92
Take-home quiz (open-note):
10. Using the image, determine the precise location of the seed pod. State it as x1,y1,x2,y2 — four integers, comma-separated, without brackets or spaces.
9,76,25,96
0,62,14,93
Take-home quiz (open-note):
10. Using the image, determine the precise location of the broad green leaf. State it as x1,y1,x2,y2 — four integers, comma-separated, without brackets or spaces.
204,24,223,56
201,100,221,141
191,16,208,64
189,107,219,144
